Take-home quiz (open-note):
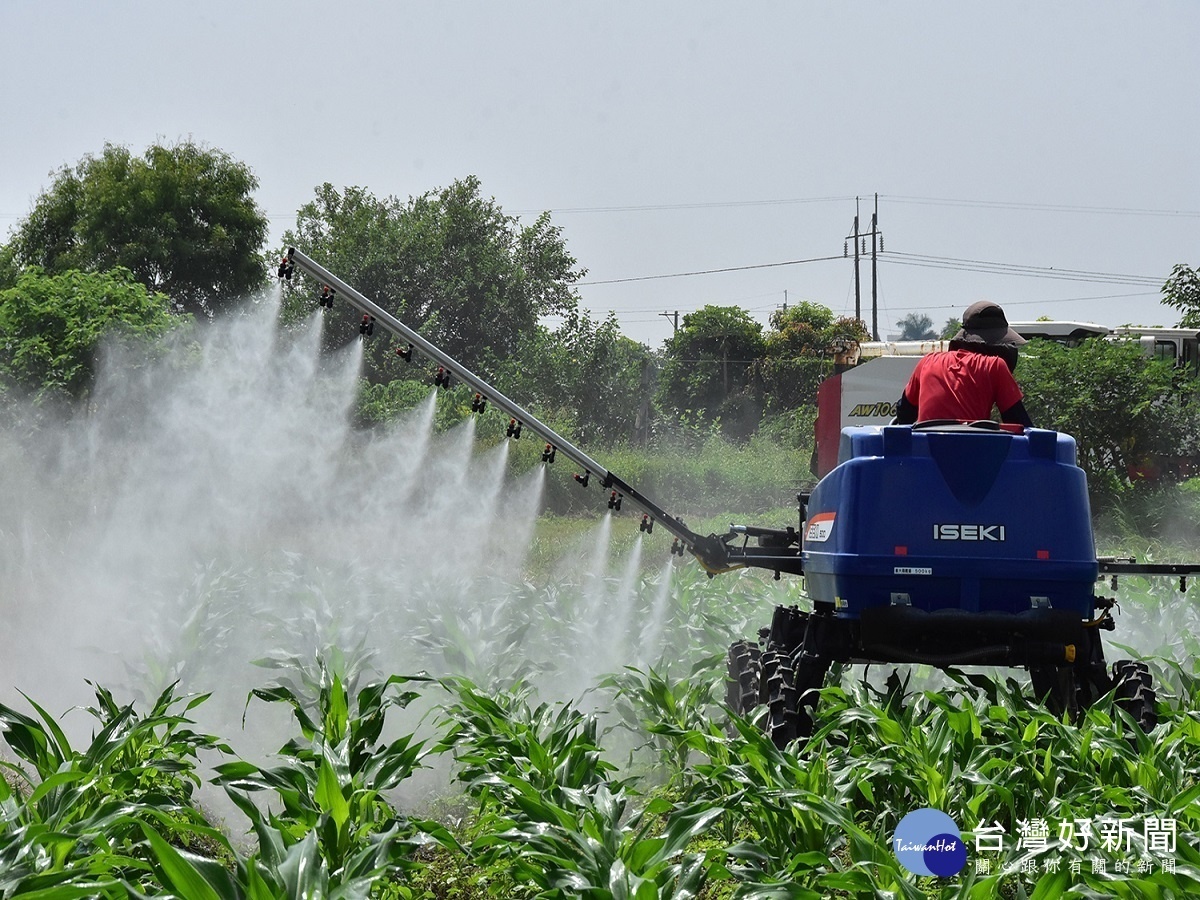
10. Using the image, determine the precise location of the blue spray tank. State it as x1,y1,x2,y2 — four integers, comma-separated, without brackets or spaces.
803,424,1097,619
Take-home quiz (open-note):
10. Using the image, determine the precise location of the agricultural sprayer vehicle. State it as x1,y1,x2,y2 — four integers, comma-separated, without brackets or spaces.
280,247,1200,747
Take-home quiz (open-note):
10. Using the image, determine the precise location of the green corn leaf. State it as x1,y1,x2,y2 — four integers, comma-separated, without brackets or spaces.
315,755,350,830
27,769,90,806
141,824,226,900
18,693,74,762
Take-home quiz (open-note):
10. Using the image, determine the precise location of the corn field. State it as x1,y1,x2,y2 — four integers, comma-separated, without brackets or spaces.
3,557,1200,900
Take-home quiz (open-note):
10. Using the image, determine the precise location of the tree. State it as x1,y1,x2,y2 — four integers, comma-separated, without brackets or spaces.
896,313,936,340
0,268,179,402
940,317,961,339
501,310,653,445
5,142,268,318
758,303,868,410
1018,337,1200,496
283,179,584,382
656,306,765,439
1162,263,1200,328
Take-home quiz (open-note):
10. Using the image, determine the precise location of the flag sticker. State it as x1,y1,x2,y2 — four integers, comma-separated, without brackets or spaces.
806,512,836,543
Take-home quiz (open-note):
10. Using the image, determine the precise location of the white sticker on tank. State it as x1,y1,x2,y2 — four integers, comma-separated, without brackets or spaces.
806,512,836,543
894,567,933,575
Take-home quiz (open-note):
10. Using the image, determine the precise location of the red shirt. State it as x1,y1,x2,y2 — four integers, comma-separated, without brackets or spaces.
902,350,1023,422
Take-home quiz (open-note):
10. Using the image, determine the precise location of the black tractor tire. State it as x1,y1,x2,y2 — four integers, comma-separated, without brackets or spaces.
726,640,762,717
761,648,800,748
1111,660,1157,732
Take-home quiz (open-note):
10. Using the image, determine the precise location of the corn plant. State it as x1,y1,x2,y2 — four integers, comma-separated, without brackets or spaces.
438,678,729,899
139,821,416,900
0,682,227,896
468,782,725,900
436,677,618,804
602,656,724,787
213,656,446,884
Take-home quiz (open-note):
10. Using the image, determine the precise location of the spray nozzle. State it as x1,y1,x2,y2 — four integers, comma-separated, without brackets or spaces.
396,343,413,361
471,393,488,413
670,538,686,556
542,443,556,463
506,418,522,439
574,471,590,488
319,285,335,308
640,515,654,534
608,491,623,511
359,315,375,338
434,367,451,388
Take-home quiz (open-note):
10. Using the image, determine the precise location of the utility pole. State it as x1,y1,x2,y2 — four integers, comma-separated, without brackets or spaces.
659,310,679,334
844,195,883,339
845,200,861,323
871,193,880,341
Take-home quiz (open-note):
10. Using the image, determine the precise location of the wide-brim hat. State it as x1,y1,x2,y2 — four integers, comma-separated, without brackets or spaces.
953,300,1026,346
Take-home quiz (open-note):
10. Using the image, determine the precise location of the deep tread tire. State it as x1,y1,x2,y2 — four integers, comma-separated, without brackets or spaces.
726,640,762,717
762,649,799,748
1112,660,1157,732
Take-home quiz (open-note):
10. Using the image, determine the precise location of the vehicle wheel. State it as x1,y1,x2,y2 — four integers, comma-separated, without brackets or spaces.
1111,660,1157,732
762,648,800,748
726,640,762,717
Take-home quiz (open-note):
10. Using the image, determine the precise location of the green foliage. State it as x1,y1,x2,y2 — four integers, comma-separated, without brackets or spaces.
758,304,867,413
357,377,436,428
283,178,584,383
657,306,766,440
5,141,268,317
1162,263,1200,328
213,657,442,884
498,308,653,445
941,317,962,340
601,432,813,517
437,679,724,899
896,312,937,340
5,563,1200,897
1018,337,1200,502
0,267,180,402
0,682,228,895
603,657,724,786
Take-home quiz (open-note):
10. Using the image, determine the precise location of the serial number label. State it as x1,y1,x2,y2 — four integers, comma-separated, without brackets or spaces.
894,567,932,575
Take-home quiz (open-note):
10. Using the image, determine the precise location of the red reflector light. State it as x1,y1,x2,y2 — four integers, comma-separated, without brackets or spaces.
895,546,908,556
1037,550,1050,560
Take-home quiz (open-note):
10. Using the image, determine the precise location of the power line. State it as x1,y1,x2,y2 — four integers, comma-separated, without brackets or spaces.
578,254,845,286
884,251,1163,286
577,250,1164,289
881,194,1200,219
511,195,855,215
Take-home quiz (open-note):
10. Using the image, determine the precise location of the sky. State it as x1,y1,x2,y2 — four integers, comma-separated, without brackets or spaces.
2,1,1198,347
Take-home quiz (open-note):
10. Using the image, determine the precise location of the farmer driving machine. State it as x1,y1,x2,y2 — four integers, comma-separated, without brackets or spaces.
282,247,1200,747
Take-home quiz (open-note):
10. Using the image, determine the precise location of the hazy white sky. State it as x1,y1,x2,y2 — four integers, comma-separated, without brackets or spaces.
3,1,1198,346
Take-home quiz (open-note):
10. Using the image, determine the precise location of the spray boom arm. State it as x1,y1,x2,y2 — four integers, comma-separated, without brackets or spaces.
283,248,801,576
